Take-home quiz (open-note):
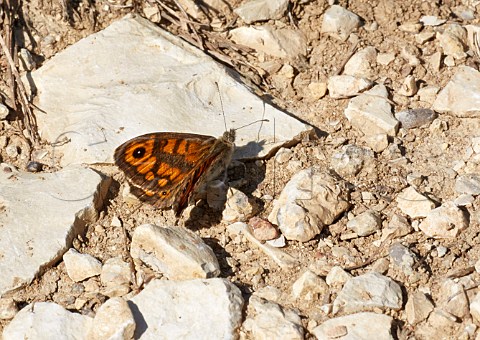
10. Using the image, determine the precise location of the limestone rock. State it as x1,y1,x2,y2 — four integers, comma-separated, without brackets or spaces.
0,298,18,320
321,5,361,41
291,270,329,300
63,248,102,282
395,108,437,129
396,186,435,218
328,75,373,99
455,174,480,195
343,46,377,78
331,144,374,177
344,85,399,137
346,210,382,237
130,224,220,280
333,272,403,314
312,312,394,340
29,15,309,165
88,297,135,340
243,295,304,339
234,0,289,24
0,164,110,295
129,278,244,339
222,187,254,223
230,25,307,59
406,291,434,325
268,168,350,242
433,66,480,118
2,302,93,339
419,202,468,238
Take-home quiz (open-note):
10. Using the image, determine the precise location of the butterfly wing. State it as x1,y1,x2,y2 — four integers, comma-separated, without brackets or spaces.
114,131,234,215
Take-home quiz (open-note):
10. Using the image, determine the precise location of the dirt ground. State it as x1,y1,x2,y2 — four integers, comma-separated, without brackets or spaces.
1,0,480,338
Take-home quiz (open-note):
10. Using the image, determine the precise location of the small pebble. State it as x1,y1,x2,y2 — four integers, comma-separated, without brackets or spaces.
420,16,446,26
26,161,43,173
437,246,448,257
110,216,122,228
266,235,286,248
0,103,9,120
395,109,437,129
0,298,18,320
248,217,280,241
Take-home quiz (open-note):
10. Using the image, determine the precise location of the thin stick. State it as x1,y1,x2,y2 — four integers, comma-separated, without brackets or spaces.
171,0,204,50
3,1,16,111
0,25,39,145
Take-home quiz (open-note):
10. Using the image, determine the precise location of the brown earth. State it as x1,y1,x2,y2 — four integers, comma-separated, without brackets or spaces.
1,0,480,338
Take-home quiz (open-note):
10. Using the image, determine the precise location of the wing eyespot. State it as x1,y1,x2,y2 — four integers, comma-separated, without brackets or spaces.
133,147,146,158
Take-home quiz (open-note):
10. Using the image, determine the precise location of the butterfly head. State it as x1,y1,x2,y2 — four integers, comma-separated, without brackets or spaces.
222,129,236,143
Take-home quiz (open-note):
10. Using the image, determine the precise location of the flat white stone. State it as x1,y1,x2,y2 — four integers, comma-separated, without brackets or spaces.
436,32,466,60
419,202,468,238
234,0,289,24
291,270,328,300
438,279,469,319
396,186,435,218
321,5,361,41
2,302,93,339
243,295,304,339
344,85,399,136
100,256,132,286
470,292,480,324
376,52,395,66
88,297,135,340
63,248,102,282
362,133,388,152
416,30,436,43
343,46,377,78
312,312,394,340
455,174,480,195
129,278,244,339
130,224,220,280
420,15,446,26
346,210,382,237
433,66,480,117
326,266,352,286
230,25,307,59
333,272,403,314
406,291,434,325
328,75,373,99
0,164,110,295
28,15,309,166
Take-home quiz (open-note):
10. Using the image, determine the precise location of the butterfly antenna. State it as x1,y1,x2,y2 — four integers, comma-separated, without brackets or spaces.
235,119,270,131
215,82,229,132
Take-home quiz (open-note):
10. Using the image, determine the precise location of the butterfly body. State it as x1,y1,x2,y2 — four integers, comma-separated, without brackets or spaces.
114,130,235,215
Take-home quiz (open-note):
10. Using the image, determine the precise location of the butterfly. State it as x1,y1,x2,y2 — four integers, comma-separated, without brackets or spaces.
114,130,235,216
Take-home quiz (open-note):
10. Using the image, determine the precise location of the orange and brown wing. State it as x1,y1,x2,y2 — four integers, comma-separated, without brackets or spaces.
114,132,218,212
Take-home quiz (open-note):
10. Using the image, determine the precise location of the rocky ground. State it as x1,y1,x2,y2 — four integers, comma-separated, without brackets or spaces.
2,0,480,339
